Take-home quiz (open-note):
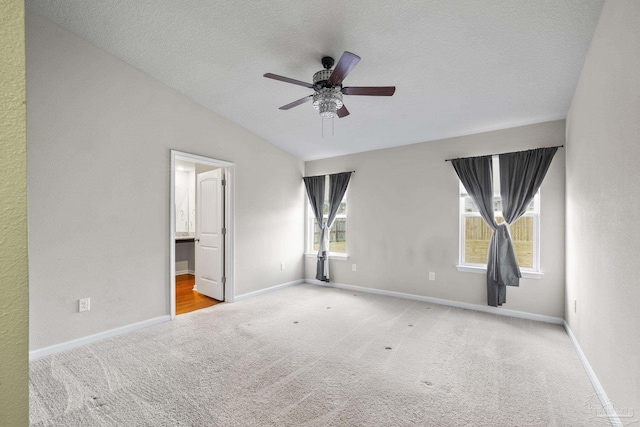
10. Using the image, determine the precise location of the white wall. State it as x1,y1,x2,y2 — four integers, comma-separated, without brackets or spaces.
566,0,640,414
174,169,191,233
175,241,194,274
305,120,566,318
26,12,305,351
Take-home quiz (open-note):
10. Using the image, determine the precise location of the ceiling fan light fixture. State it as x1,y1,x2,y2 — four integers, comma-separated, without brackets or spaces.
313,88,343,118
312,70,343,118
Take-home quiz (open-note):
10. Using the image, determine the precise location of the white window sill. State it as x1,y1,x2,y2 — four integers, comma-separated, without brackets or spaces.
456,264,543,279
305,253,349,260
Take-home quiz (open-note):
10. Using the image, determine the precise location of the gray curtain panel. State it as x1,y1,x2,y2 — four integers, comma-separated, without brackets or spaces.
327,172,352,229
303,175,326,281
500,147,558,223
492,146,558,289
451,156,506,306
317,172,352,281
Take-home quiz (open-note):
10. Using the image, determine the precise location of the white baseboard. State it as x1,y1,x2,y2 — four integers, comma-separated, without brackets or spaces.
234,279,305,302
305,279,564,325
564,321,623,427
175,269,195,275
29,315,171,361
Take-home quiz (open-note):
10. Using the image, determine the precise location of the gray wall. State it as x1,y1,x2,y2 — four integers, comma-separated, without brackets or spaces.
305,120,566,318
566,0,640,414
27,13,305,351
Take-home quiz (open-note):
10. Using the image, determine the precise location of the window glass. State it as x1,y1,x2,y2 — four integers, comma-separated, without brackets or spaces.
312,217,346,253
463,213,534,267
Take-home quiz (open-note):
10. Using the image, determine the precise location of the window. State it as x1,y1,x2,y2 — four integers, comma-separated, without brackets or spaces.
307,176,347,255
458,156,540,272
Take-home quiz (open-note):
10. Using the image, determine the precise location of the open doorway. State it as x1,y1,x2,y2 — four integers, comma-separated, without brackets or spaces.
170,151,235,319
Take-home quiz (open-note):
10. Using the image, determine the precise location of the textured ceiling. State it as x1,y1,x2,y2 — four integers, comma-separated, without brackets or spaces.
26,0,604,161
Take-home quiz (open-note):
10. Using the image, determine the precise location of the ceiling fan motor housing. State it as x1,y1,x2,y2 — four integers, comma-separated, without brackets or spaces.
312,69,333,87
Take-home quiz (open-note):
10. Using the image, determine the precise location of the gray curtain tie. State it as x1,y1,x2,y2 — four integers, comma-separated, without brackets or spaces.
489,223,515,283
490,223,523,285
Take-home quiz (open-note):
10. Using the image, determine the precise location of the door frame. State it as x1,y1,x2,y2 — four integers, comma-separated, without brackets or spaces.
170,150,235,320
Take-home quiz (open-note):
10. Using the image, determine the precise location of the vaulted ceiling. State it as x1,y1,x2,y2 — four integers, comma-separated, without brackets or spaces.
26,0,604,160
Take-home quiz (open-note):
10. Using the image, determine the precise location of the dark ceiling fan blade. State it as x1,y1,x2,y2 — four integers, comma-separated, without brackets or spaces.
328,51,361,85
264,73,313,89
342,86,396,96
336,105,350,118
279,95,313,110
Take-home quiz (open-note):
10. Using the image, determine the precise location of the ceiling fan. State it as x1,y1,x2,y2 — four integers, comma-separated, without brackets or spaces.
264,51,396,119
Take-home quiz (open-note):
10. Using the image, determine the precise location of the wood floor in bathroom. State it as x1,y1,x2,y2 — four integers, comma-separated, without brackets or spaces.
176,274,222,315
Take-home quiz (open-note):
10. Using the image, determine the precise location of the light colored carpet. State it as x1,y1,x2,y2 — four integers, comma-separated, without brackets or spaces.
30,284,602,426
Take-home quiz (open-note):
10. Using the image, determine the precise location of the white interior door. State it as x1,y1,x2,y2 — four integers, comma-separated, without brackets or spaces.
195,168,224,301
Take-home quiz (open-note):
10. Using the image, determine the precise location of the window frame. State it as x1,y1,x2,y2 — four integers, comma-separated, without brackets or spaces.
456,156,542,278
305,181,349,258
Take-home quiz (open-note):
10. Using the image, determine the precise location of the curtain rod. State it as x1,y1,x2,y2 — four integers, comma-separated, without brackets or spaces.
302,171,355,180
444,145,564,162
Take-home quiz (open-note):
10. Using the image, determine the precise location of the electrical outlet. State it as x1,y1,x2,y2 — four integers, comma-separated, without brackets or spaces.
281,262,285,271
429,272,436,281
352,264,357,272
79,298,90,312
